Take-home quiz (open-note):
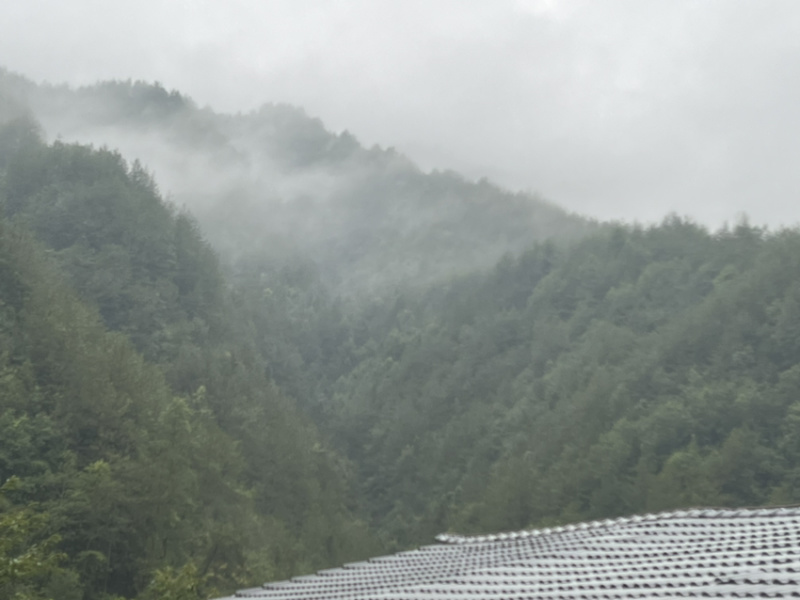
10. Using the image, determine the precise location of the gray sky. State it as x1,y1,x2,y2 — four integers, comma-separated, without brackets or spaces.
2,0,800,228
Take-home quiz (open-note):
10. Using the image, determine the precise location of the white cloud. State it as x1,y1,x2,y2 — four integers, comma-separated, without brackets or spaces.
2,0,800,227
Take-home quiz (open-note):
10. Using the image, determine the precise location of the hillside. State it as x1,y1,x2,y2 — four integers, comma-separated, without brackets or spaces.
0,70,594,299
318,219,800,544
2,70,800,600
0,117,379,600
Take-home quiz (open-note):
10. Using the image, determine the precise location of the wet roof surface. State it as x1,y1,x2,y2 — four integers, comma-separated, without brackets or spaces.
216,508,800,599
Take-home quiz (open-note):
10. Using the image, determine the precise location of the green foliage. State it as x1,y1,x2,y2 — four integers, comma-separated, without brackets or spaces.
0,131,380,598
286,218,800,545
7,71,800,599
139,563,207,600
0,479,76,600
5,73,596,301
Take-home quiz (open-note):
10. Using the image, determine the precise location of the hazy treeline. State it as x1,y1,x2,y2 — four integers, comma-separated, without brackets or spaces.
311,219,800,544
3,71,800,600
0,69,594,299
0,118,380,600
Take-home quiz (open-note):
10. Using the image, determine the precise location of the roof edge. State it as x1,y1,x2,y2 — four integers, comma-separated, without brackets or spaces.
435,505,800,544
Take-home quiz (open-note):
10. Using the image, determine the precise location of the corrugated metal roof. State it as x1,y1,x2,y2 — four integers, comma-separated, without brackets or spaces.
215,507,800,599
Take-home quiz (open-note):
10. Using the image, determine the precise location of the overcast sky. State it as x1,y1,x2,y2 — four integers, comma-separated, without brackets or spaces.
1,0,799,228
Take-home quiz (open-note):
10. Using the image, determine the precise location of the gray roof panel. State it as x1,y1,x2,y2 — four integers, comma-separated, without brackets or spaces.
216,507,800,599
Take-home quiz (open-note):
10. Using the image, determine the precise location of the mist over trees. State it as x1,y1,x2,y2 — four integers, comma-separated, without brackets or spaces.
2,70,800,600
1,70,594,299
0,107,379,599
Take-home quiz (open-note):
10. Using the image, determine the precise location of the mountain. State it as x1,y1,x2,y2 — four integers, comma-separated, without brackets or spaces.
0,69,595,300
0,114,379,600
3,68,800,600
318,218,800,544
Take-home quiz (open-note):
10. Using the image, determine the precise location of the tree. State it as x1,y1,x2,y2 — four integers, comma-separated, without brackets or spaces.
0,478,76,600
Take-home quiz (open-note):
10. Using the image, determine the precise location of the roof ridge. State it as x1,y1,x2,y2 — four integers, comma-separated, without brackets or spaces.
435,505,800,544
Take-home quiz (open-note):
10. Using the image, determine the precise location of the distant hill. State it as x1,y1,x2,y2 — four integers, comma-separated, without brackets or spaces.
7,68,798,600
0,108,380,600
315,218,800,544
0,69,595,300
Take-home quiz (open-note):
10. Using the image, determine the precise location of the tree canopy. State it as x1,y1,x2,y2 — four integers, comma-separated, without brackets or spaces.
2,74,800,599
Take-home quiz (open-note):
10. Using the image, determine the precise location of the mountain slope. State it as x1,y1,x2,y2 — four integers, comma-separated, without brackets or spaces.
4,68,799,597
0,117,380,599
0,70,595,299
319,219,800,543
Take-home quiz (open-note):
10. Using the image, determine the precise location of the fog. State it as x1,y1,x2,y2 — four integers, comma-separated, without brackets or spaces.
2,1,800,227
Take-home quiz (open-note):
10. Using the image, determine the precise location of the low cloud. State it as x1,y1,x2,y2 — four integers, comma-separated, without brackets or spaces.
2,0,800,227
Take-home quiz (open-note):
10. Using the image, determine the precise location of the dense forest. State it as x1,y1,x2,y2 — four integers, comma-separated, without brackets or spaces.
0,116,381,599
2,71,800,600
0,69,594,299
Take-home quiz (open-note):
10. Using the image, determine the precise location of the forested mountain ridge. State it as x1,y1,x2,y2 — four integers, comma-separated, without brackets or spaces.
0,69,595,300
319,219,800,545
0,118,380,600
3,69,800,600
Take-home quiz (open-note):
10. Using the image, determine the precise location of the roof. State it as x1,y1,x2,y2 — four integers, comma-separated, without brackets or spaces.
216,507,800,599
